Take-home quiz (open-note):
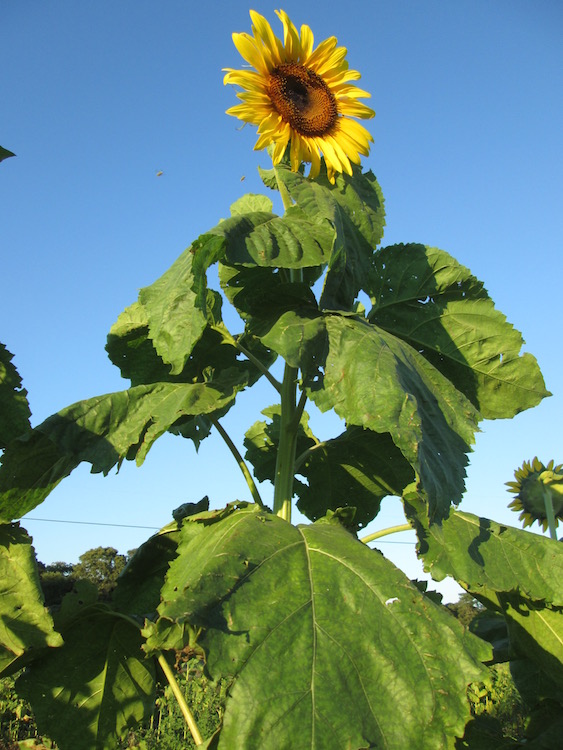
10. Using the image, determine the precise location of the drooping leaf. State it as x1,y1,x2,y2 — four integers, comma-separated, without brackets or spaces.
262,310,480,519
367,244,550,418
0,373,246,521
406,499,563,605
274,163,386,309
0,523,63,676
0,342,31,447
152,505,489,749
407,498,563,692
140,234,226,374
17,607,155,750
108,290,274,392
112,521,181,616
207,204,335,268
296,426,415,527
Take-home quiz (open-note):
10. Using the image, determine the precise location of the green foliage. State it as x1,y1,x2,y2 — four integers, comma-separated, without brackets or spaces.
0,145,16,163
0,343,31,448
73,547,127,600
0,140,557,749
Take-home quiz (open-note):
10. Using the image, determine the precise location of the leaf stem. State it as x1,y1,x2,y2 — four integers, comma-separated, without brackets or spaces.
157,653,203,747
294,439,328,472
542,488,558,540
360,524,412,544
235,339,282,393
211,417,265,508
275,167,294,211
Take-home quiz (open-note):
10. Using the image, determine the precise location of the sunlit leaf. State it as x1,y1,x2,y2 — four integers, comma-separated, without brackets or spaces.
274,163,385,309
229,193,273,215
0,342,31,447
153,505,489,749
407,498,563,693
0,523,63,676
367,244,550,418
207,205,335,268
0,373,247,521
261,310,480,519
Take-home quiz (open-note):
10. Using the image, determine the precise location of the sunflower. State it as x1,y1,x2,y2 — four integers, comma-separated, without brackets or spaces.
506,457,563,534
223,9,375,183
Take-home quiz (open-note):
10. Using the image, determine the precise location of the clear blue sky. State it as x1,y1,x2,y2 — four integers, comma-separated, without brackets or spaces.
2,1,562,601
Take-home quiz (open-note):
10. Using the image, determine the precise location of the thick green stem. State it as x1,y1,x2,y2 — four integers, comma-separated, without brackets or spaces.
212,417,265,508
273,362,299,521
157,653,203,746
360,523,412,545
543,488,558,540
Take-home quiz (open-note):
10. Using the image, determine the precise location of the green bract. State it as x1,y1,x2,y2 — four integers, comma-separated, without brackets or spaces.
0,151,560,748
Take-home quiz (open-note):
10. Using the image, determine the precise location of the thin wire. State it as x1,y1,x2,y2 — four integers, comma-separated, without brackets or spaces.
22,517,416,543
23,517,159,530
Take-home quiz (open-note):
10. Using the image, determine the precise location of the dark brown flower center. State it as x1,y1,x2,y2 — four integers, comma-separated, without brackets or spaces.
268,63,338,137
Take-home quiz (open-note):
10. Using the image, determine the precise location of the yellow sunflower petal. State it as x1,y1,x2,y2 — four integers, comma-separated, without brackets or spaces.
223,69,268,92
338,99,376,120
275,9,301,61
249,10,284,69
299,24,315,62
225,10,374,180
232,32,269,76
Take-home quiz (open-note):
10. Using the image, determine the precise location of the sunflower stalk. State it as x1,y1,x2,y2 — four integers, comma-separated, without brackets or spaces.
272,361,299,521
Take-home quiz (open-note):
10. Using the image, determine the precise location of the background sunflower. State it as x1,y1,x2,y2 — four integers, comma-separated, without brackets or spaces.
507,457,563,537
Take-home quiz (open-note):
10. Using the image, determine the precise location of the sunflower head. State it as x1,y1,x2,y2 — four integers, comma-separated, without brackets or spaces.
506,457,563,532
223,10,375,183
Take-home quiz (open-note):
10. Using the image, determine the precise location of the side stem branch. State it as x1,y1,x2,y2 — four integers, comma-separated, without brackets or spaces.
212,418,265,508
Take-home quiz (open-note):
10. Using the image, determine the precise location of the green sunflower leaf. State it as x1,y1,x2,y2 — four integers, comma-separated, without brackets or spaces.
153,505,489,749
261,310,480,520
230,193,273,215
274,163,386,309
243,404,317,485
17,607,155,750
108,234,226,378
140,234,226,374
111,521,182,616
207,205,335,268
0,146,15,163
0,374,246,521
367,244,550,418
406,498,563,691
406,499,563,606
0,342,31,448
0,523,63,676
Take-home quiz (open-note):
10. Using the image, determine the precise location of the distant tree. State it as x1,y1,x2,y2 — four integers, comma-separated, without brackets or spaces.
447,592,484,626
38,560,76,609
73,546,127,600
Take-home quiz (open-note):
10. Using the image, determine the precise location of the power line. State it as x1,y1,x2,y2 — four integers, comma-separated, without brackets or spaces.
22,516,416,543
23,517,159,530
